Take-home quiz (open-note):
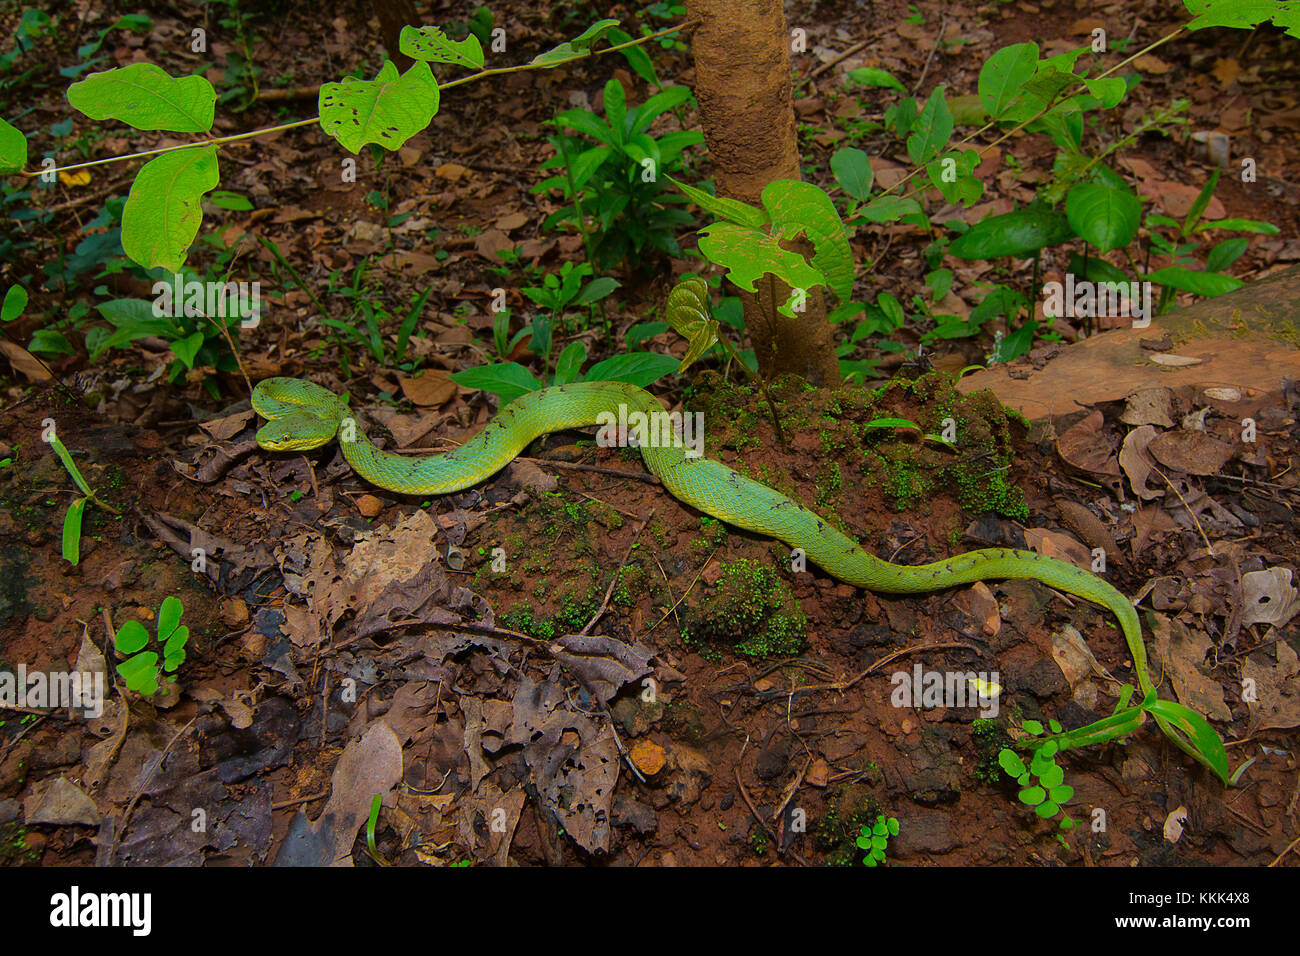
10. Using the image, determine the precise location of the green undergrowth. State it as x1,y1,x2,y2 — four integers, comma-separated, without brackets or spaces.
682,369,1028,523
681,557,805,658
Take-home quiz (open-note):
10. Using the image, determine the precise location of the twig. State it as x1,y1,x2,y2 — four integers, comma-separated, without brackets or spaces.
579,510,653,636
911,11,948,96
803,37,873,84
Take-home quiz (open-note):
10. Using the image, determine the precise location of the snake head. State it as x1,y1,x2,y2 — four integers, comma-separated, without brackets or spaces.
252,378,348,451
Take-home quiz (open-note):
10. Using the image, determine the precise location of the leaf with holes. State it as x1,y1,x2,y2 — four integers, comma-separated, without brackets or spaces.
696,222,826,299
531,19,621,67
761,179,852,303
319,60,440,154
67,62,215,132
121,146,219,272
399,25,484,68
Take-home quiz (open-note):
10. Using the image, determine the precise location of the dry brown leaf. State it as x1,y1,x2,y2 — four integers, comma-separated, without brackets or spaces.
399,369,457,407
1147,429,1234,476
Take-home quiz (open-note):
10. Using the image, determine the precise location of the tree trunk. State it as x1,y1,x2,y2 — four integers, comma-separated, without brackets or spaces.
373,0,418,71
686,0,841,386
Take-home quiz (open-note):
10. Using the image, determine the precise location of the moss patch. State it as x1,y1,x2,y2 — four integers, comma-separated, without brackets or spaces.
682,558,805,658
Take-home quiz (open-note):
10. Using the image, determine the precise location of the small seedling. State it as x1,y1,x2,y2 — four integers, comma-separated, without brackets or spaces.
856,814,899,866
998,719,1077,830
44,427,120,565
114,596,188,696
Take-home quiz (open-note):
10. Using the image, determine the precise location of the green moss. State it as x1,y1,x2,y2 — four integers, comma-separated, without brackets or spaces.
681,558,805,658
501,602,557,640
0,823,38,865
816,784,881,866
612,564,646,607
972,717,1014,784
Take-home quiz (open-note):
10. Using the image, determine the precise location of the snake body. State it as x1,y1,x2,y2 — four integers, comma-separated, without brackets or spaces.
253,376,1151,674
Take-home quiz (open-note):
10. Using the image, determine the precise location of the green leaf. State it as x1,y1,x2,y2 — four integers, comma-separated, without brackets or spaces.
318,60,440,154
603,79,626,145
697,222,825,298
575,276,620,305
207,190,253,211
857,196,923,223
554,109,618,147
1066,182,1140,252
1144,267,1243,297
1183,169,1220,235
1022,719,1044,735
567,146,613,187
626,322,669,349
531,19,621,66
114,619,150,655
629,85,691,136
163,626,188,671
28,330,75,356
399,25,485,68
997,749,1026,777
553,342,587,385
978,42,1038,120
665,277,718,374
761,179,853,302
887,818,899,836
845,67,906,92
1018,785,1047,806
1038,763,1065,789
116,652,159,696
2,285,27,322
67,62,216,133
451,362,541,405
1084,76,1127,108
1183,0,1300,39
157,595,183,641
121,146,220,272
1142,696,1230,783
831,147,873,201
906,85,954,166
1049,784,1074,803
62,498,87,565
1034,801,1060,819
669,177,768,228
0,117,27,174
171,330,205,369
876,292,905,328
1205,238,1249,273
1193,217,1279,235
925,150,983,207
584,351,679,387
948,207,1073,258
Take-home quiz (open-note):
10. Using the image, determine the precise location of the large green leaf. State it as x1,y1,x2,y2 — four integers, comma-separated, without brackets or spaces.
318,60,440,153
1184,0,1300,38
531,19,621,67
62,498,86,565
67,62,215,133
925,150,983,207
603,78,626,145
948,207,1073,259
831,147,873,201
669,177,767,228
1065,182,1140,252
762,180,853,303
697,222,826,298
450,362,541,405
584,351,679,387
0,117,26,174
857,196,923,223
1144,267,1243,297
906,85,953,166
2,284,27,322
121,146,220,272
978,42,1038,120
399,25,484,68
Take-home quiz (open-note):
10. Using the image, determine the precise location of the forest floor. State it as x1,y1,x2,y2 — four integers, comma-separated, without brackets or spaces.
1,0,1298,867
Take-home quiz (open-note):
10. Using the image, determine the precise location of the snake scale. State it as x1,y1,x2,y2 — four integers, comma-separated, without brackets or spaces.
253,375,1211,769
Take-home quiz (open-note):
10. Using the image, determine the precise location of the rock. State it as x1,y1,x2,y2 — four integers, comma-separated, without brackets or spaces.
665,743,712,806
0,798,20,823
629,740,667,777
896,730,961,805
754,739,790,781
356,495,385,518
893,812,959,857
30,735,81,770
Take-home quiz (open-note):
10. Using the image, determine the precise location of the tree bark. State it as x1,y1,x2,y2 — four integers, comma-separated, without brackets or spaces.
372,0,418,71
686,0,841,386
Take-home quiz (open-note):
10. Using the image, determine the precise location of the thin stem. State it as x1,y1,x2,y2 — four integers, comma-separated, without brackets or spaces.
25,20,699,178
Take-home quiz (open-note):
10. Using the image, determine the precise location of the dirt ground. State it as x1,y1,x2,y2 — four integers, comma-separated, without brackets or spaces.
1,0,1298,867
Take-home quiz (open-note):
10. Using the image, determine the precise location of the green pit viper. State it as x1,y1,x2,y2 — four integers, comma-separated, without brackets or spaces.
252,375,1211,773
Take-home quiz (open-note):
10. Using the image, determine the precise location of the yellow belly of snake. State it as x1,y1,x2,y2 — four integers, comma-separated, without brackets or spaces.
252,376,1208,772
